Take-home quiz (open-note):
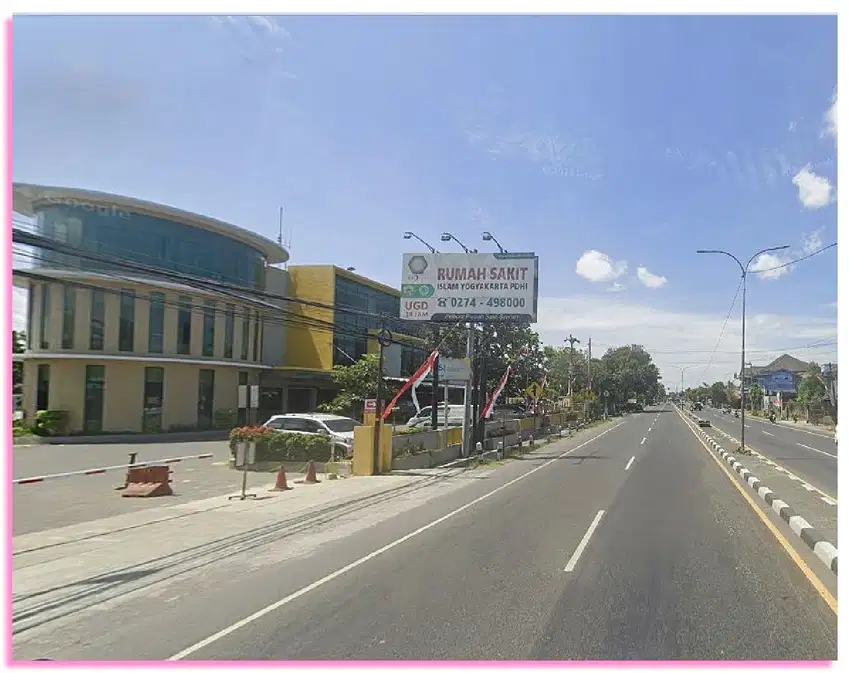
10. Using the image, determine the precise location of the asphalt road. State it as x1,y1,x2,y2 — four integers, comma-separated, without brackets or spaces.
703,409,837,498
14,406,836,661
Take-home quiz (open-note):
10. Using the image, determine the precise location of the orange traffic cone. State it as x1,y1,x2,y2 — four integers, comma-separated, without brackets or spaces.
305,460,320,484
270,466,292,491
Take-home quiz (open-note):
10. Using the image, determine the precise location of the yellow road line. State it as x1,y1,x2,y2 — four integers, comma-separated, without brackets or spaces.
676,410,837,615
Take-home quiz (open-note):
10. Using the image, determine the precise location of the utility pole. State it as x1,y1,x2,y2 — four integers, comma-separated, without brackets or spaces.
373,319,390,475
461,323,475,457
565,334,580,398
586,337,592,418
431,325,440,430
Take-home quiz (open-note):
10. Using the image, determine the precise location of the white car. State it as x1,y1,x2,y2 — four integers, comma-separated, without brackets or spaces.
262,413,359,458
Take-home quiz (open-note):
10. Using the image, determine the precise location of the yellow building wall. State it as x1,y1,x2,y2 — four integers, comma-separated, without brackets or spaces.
285,266,336,370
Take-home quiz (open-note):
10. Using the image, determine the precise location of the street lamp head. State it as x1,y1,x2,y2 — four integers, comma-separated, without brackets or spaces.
403,232,413,240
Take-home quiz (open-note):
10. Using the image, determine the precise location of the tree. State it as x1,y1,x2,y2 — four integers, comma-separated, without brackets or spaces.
318,353,401,417
12,330,25,395
596,345,661,410
796,362,827,420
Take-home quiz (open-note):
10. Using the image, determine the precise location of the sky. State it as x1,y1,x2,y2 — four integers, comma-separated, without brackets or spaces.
11,14,839,390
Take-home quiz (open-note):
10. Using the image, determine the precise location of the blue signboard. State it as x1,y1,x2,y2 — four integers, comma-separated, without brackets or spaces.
761,371,797,393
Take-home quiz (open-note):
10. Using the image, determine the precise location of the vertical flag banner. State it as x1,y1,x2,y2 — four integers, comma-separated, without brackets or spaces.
382,350,439,420
482,365,512,419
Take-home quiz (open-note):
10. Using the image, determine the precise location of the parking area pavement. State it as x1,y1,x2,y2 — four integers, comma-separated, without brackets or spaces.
12,441,285,535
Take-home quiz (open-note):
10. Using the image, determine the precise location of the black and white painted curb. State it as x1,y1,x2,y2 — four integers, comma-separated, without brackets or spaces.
677,407,838,576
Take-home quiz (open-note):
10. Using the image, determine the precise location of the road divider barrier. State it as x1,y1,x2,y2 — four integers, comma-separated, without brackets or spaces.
676,406,837,576
122,465,173,498
12,453,215,487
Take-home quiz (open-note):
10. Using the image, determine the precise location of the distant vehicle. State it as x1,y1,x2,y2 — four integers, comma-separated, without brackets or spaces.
698,419,711,428
406,405,466,429
263,413,358,458
693,402,703,411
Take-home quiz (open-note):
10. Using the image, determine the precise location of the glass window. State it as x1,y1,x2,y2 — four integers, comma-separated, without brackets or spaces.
142,367,164,432
84,365,105,433
177,296,192,355
39,284,51,349
240,309,250,360
35,205,267,289
202,300,216,357
36,364,50,410
148,292,165,354
197,369,215,430
224,304,235,358
323,418,358,433
89,289,105,351
26,285,34,350
61,286,76,349
252,310,260,362
118,289,136,352
237,371,249,426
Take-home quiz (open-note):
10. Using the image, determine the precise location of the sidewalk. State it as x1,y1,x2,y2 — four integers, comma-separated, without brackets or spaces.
12,465,489,639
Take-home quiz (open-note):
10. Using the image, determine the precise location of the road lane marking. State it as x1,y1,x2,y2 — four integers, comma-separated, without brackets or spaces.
675,410,837,614
564,510,606,572
167,420,627,660
762,431,775,436
625,456,635,471
821,496,837,506
640,437,646,445
796,443,837,459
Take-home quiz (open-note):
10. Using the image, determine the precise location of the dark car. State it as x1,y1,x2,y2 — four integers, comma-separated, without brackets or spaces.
698,419,711,428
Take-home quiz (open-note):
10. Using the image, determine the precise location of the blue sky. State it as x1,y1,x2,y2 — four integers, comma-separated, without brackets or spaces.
11,14,838,388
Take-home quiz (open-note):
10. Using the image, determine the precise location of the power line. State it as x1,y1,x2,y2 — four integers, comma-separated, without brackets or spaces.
697,277,743,382
749,242,837,275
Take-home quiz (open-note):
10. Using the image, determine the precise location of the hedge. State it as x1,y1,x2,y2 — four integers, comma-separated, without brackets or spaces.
228,426,332,463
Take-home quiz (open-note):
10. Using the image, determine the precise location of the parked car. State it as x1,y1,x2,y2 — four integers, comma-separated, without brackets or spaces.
405,405,467,429
262,413,359,458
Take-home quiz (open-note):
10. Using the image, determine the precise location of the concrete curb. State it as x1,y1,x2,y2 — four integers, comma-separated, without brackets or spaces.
678,407,838,576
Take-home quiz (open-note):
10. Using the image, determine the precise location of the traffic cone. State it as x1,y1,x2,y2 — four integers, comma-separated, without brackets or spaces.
270,466,292,491
305,460,320,484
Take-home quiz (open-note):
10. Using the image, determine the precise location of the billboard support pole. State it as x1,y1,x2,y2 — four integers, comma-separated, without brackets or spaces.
461,323,475,458
431,326,440,431
373,318,389,475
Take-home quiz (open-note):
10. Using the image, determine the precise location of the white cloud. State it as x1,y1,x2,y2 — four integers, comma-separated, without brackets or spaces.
535,294,837,390
788,121,797,132
606,282,626,293
792,166,832,209
822,90,837,143
801,228,823,255
751,253,791,280
575,250,628,283
210,15,290,39
636,266,668,289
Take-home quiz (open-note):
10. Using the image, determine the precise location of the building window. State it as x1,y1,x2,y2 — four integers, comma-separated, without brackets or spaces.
224,304,235,359
202,300,216,357
177,296,192,355
36,364,50,410
39,284,51,349
142,366,164,432
241,308,250,360
89,289,105,351
118,289,136,352
197,369,215,430
61,286,76,349
84,365,106,434
252,311,260,362
237,371,248,425
26,285,34,350
147,292,165,354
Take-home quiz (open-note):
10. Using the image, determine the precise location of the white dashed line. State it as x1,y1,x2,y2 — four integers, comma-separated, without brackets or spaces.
565,510,606,572
796,443,837,459
640,437,646,446
762,431,774,436
821,496,837,506
625,456,635,471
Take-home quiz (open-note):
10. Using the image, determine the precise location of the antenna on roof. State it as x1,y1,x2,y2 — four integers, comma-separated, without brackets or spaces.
278,206,284,247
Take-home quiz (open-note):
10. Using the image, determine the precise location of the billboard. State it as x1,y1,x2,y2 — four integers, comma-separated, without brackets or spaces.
400,252,539,323
761,371,797,394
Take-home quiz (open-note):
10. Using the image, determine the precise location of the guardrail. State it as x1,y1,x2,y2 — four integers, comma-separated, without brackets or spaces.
13,453,215,486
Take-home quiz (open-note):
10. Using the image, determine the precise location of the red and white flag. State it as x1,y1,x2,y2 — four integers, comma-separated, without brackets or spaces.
381,349,439,421
481,365,512,420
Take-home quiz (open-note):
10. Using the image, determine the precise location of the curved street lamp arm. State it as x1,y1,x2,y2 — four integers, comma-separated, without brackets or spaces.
745,245,791,273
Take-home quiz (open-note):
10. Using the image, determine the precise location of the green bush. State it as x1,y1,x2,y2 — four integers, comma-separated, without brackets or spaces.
32,409,70,437
228,426,332,463
214,408,238,429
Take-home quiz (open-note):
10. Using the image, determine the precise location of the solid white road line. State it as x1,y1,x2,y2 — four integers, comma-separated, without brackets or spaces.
167,420,627,660
625,456,635,471
564,509,606,572
796,442,837,459
640,437,646,446
762,431,774,436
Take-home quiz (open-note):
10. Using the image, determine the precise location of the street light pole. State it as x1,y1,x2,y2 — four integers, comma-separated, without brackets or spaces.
440,232,478,254
697,244,790,453
403,231,438,253
481,231,507,253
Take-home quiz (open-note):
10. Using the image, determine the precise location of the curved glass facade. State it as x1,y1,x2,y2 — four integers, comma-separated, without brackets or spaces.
35,204,266,289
